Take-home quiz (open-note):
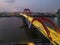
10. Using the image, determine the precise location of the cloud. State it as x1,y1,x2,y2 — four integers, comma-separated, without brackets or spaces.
5,0,15,3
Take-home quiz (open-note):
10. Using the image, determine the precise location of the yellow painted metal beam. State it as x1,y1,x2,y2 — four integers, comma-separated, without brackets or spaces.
20,13,60,45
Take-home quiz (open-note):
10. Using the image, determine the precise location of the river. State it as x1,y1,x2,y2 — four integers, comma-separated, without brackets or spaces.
0,17,60,44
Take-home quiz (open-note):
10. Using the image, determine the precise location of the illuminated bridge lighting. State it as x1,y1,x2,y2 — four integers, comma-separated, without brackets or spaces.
27,42,35,45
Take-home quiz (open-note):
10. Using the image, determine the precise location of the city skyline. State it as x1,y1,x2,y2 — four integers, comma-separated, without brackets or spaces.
0,0,60,12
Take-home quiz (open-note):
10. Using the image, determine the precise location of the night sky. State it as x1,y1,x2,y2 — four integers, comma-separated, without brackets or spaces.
0,0,60,12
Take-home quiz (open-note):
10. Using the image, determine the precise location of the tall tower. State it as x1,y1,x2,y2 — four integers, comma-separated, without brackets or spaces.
57,9,60,17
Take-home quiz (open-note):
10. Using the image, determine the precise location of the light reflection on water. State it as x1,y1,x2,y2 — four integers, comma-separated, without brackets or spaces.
49,17,60,27
54,17,58,24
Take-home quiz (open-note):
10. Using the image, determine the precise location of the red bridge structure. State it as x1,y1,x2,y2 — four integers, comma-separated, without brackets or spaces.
23,9,31,16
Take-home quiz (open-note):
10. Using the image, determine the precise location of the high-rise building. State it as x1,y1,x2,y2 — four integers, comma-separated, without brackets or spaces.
57,9,60,17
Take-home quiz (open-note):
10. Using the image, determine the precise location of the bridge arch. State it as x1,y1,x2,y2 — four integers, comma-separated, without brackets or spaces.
23,9,32,16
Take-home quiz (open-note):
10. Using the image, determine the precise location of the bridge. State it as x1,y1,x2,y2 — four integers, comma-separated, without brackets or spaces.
20,9,60,45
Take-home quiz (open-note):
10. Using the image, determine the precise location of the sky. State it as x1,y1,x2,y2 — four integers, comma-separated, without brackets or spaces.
0,0,60,12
